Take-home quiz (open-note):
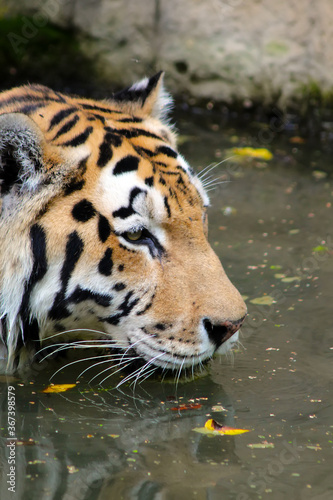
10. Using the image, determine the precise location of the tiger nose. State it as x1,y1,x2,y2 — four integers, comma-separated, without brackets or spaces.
203,316,246,350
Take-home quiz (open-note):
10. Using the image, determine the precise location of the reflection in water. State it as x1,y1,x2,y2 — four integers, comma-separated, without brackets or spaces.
0,374,239,500
1,113,333,499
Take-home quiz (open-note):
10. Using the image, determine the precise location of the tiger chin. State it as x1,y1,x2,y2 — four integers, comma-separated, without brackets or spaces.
0,72,247,379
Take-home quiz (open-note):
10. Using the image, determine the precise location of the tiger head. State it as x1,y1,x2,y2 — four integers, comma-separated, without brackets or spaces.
0,72,246,376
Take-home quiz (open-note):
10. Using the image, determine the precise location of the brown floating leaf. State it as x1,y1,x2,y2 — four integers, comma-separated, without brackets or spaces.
171,403,202,411
16,439,36,446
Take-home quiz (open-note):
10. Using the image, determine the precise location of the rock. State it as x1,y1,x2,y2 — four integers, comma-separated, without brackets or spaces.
4,0,333,108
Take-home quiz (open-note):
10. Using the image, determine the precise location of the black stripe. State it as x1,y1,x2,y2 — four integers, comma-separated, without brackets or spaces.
21,318,40,349
98,214,112,243
157,146,178,158
133,145,156,158
54,91,67,103
0,94,62,109
64,179,85,196
19,224,48,344
158,169,181,176
1,316,8,347
49,231,84,320
91,113,106,124
98,248,113,276
48,107,78,131
177,164,193,176
164,196,171,217
60,232,84,288
102,127,123,147
168,186,182,210
97,132,115,168
63,156,88,196
103,291,140,325
16,103,46,115
117,117,143,123
144,176,154,187
69,286,112,307
52,114,79,140
80,103,121,114
61,126,93,147
78,156,89,172
136,300,153,316
113,155,139,175
114,128,162,141
112,187,146,219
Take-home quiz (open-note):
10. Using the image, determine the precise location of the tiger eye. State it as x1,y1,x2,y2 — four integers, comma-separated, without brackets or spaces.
126,229,143,241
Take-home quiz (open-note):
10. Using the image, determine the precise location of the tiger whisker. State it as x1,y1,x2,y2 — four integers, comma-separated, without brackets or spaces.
49,353,120,380
36,341,119,362
131,354,163,390
136,365,159,385
174,357,185,388
88,357,136,384
115,353,164,389
197,156,235,180
202,178,230,188
98,359,141,386
36,337,119,357
197,158,230,179
205,181,231,192
119,338,146,364
36,328,112,342
78,355,133,380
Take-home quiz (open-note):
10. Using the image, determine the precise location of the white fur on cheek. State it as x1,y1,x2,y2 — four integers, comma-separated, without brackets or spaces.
96,169,167,238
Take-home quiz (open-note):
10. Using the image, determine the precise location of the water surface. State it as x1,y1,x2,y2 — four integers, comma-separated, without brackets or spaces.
1,110,332,500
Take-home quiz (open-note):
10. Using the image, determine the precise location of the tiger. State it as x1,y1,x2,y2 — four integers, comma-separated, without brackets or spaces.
0,72,247,378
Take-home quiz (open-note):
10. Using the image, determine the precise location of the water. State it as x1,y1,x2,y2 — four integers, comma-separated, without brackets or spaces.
1,110,333,500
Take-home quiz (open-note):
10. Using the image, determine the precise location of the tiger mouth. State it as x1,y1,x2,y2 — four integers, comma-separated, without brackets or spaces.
125,332,240,371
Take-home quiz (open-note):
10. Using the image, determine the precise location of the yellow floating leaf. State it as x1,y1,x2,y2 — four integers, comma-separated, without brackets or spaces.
42,383,76,394
193,419,250,436
231,147,273,161
281,276,301,283
250,296,274,305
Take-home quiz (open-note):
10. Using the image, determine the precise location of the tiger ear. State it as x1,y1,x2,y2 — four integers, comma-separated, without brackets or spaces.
113,71,173,122
0,113,45,198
